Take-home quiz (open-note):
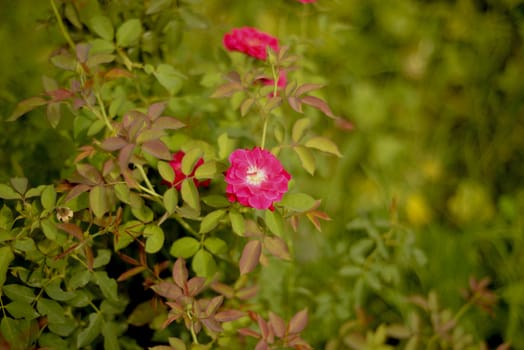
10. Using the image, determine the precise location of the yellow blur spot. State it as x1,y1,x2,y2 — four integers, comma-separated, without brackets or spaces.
406,194,433,227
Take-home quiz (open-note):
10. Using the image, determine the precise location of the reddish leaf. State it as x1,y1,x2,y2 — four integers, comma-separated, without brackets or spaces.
117,265,147,282
151,116,185,131
239,240,262,275
8,96,48,121
118,143,135,173
142,139,172,160
288,308,308,334
287,96,303,114
211,81,243,98
76,163,103,185
255,339,269,350
306,211,332,232
147,102,166,120
85,245,94,271
268,312,286,338
47,88,73,102
101,137,128,151
295,83,324,97
301,95,337,118
225,71,241,83
57,223,84,241
64,184,91,203
172,258,188,289
117,252,140,266
74,145,96,163
151,282,182,300
236,285,259,300
215,310,246,322
187,277,207,297
264,236,291,261
211,282,235,299
104,68,133,80
205,296,224,316
201,317,223,333
257,315,270,340
238,328,260,338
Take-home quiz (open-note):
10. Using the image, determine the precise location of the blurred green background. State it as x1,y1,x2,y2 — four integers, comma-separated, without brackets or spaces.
2,0,524,347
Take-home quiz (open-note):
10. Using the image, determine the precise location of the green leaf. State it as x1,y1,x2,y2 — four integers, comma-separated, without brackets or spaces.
128,301,158,327
158,161,175,183
181,179,200,212
41,185,57,210
68,267,91,290
144,225,165,253
292,117,311,143
9,178,28,195
169,237,200,258
37,298,66,323
45,280,75,301
304,136,342,157
163,187,178,214
294,146,315,175
103,321,121,350
90,185,108,218
146,0,173,15
77,313,103,348
154,64,184,95
265,210,285,237
191,249,216,278
90,15,114,41
217,133,236,160
114,183,131,204
0,184,21,200
115,221,144,251
0,247,15,292
203,237,227,255
0,205,13,231
2,284,35,303
181,148,202,176
202,195,230,208
93,271,119,302
0,317,30,350
131,204,154,223
7,96,48,121
41,218,58,241
116,19,142,47
199,209,226,234
279,193,317,212
93,249,112,268
6,301,39,319
194,161,217,180
229,210,245,236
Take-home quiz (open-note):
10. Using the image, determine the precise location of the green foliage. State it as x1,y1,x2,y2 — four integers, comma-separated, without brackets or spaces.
1,0,522,349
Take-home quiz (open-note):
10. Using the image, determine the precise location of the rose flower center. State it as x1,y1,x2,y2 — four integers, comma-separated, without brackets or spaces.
245,165,267,186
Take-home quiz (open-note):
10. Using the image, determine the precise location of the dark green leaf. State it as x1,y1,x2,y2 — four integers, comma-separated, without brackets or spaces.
2,284,35,303
9,177,28,195
90,15,114,41
103,321,121,350
6,301,39,319
128,301,158,327
0,205,13,231
77,313,103,348
0,247,15,291
93,249,112,268
93,271,119,302
36,298,66,323
45,280,75,301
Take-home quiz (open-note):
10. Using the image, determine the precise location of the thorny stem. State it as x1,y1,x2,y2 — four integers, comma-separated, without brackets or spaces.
50,0,76,53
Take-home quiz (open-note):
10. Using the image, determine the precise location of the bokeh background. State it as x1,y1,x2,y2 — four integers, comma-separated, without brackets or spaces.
2,0,524,348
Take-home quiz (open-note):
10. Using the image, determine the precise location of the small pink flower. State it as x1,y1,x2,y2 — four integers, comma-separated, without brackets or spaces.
225,147,291,210
223,27,279,60
167,151,210,190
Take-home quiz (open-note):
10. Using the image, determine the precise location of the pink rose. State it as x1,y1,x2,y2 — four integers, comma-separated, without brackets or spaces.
167,151,210,190
225,147,291,210
223,27,279,60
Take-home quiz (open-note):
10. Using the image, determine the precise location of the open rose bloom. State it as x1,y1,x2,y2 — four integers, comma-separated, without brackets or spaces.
223,27,279,60
225,147,291,210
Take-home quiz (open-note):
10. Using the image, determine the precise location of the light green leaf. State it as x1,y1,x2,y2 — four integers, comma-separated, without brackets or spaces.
265,210,285,237
131,204,154,223
163,187,178,214
181,148,202,176
9,178,28,195
144,225,165,253
41,185,57,210
279,193,317,212
93,249,112,268
229,210,245,236
0,184,21,200
44,280,75,301
181,179,200,212
158,161,175,183
90,15,114,41
292,117,311,143
116,19,142,47
202,195,230,208
217,133,235,160
203,237,227,255
191,249,216,278
304,136,342,157
154,64,184,95
169,237,200,258
194,161,217,180
41,219,58,241
103,321,121,350
77,313,103,348
294,146,315,175
114,183,131,204
90,185,108,218
93,271,119,302
199,209,226,234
